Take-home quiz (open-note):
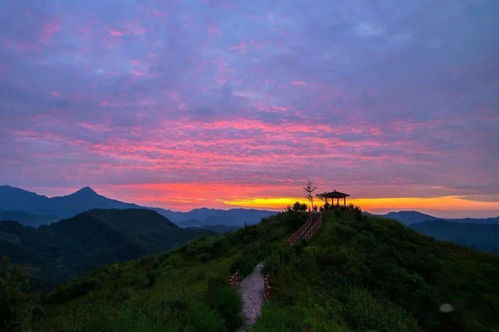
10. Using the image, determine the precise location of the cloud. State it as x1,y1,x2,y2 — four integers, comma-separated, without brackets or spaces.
0,0,498,215
354,23,383,37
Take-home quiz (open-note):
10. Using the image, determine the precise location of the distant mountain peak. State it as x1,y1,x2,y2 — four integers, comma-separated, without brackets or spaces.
381,210,438,225
73,186,98,196
65,186,103,200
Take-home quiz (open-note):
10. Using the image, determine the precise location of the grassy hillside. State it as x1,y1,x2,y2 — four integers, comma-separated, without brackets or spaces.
258,209,499,331
8,207,498,331
0,209,211,288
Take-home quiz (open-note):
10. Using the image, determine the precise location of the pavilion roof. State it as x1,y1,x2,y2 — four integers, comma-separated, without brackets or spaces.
316,190,350,198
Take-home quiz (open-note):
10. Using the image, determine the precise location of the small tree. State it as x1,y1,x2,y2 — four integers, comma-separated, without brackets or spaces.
291,202,307,212
303,181,317,211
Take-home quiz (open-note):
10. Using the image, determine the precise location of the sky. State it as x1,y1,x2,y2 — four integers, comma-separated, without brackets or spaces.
0,0,498,217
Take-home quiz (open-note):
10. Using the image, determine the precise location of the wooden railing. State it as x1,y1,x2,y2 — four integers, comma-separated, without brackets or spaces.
229,270,240,287
288,213,322,244
303,214,322,240
287,213,315,244
263,272,271,299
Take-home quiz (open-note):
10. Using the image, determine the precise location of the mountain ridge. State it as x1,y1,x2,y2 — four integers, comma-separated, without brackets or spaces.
409,219,499,253
0,208,212,287
0,185,276,227
376,210,499,225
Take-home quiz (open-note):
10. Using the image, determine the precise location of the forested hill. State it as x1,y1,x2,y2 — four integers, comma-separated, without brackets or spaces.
0,209,211,287
11,206,497,332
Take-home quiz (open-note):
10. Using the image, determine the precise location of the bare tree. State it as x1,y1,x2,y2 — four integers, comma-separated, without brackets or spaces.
303,180,317,211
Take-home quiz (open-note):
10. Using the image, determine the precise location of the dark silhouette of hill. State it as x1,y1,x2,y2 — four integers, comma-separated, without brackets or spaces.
410,220,499,253
169,208,276,227
376,210,499,225
0,209,211,287
0,185,141,221
0,210,56,227
376,210,438,225
16,207,498,331
432,216,499,224
4,185,497,255
376,211,499,253
0,185,275,227
198,224,240,234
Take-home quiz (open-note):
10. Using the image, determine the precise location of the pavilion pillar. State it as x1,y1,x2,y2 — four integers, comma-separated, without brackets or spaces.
343,197,346,206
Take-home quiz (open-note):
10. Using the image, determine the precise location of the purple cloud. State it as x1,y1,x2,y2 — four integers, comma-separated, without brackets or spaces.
0,0,498,215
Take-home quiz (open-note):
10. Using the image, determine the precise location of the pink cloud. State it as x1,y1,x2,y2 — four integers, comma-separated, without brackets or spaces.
76,24,92,39
108,29,125,37
229,40,263,53
131,70,145,77
291,80,307,86
5,17,61,52
124,21,147,35
38,17,61,44
130,59,141,66
207,24,220,35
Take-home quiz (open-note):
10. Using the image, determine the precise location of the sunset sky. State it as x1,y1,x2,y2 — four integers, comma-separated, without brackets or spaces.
1,0,498,217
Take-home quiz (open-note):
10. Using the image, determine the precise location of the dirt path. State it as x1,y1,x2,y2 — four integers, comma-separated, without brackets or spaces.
236,263,265,331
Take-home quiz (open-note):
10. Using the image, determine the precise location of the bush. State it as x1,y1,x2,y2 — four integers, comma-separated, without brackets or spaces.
161,296,225,331
42,278,97,304
288,202,307,212
230,254,259,277
186,300,226,332
144,269,159,288
250,303,304,331
342,287,422,332
205,276,242,331
272,286,297,306
0,258,36,331
58,304,172,332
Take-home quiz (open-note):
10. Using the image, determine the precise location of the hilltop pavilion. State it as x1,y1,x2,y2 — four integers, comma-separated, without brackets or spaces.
316,190,350,206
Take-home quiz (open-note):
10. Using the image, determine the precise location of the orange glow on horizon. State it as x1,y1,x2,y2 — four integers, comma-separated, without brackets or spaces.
91,182,499,218
223,196,499,214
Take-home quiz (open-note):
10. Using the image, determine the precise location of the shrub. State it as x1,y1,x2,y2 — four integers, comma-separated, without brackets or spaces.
144,269,159,288
42,278,97,304
288,202,307,212
230,254,259,277
0,258,36,331
343,287,422,332
205,276,242,331
272,285,297,306
250,303,304,331
186,300,226,332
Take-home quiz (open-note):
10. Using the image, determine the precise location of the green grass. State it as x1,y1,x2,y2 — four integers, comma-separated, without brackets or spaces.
256,208,499,331
4,207,497,331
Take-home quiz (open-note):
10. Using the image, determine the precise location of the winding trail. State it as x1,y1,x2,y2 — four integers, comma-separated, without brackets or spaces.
234,214,323,330
236,263,265,332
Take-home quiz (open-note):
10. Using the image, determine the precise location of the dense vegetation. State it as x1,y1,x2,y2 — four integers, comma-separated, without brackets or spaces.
0,209,211,288
2,207,498,331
